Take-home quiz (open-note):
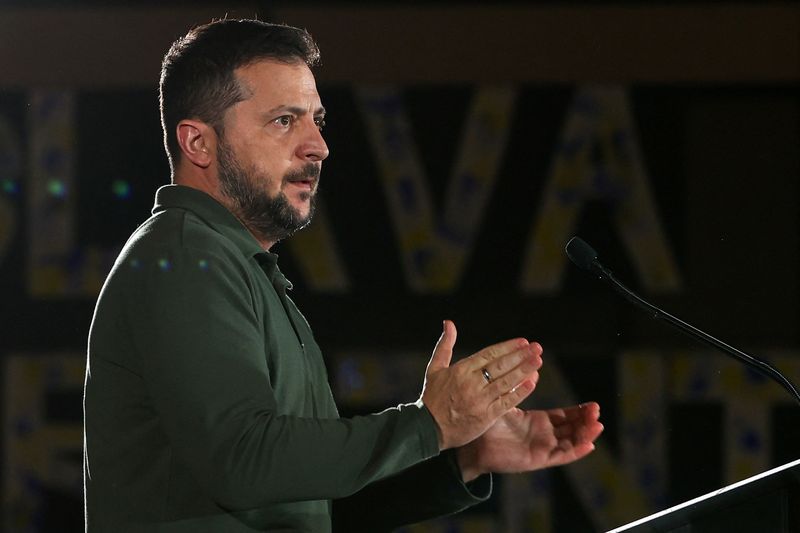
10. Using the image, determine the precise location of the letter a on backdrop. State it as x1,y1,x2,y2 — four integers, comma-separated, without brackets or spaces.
520,85,681,293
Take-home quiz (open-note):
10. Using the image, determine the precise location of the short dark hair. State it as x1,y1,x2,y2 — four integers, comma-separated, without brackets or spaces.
159,19,320,173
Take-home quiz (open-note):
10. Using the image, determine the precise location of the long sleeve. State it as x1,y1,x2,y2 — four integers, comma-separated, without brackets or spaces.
332,450,492,532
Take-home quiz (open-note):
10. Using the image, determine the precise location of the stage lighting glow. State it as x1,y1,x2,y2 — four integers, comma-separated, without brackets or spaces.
47,179,67,198
112,179,131,199
1,179,19,194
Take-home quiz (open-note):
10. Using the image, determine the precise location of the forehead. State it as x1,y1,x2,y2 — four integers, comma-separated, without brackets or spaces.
233,59,320,105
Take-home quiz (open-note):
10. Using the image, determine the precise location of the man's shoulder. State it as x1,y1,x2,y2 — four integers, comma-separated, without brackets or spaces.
122,206,244,263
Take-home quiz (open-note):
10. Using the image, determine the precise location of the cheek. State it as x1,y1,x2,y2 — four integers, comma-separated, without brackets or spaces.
244,155,286,188
249,168,282,192
237,137,294,187
259,151,290,173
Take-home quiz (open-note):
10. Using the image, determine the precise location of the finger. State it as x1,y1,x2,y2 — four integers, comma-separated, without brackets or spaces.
553,419,603,442
485,354,541,398
552,402,600,426
583,421,605,443
464,336,530,372
573,403,602,439
487,377,537,419
578,406,605,441
483,343,542,390
427,320,457,371
552,404,603,442
576,402,600,420
551,440,597,465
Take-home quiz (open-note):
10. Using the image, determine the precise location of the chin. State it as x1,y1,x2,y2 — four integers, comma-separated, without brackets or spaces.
293,197,313,215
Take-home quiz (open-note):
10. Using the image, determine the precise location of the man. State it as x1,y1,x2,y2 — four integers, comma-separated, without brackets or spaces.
83,19,603,532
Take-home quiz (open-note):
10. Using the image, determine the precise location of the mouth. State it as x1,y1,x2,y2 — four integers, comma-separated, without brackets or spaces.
286,177,317,193
284,164,321,195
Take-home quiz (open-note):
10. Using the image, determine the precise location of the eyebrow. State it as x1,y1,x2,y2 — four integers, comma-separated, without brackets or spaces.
263,105,326,118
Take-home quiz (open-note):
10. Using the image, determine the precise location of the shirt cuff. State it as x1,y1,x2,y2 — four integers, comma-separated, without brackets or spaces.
413,399,443,458
443,448,493,502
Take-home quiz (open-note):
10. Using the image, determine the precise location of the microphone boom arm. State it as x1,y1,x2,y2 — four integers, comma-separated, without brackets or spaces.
567,236,800,406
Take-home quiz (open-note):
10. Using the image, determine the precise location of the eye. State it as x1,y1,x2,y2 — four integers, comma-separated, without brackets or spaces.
314,116,326,131
274,115,293,128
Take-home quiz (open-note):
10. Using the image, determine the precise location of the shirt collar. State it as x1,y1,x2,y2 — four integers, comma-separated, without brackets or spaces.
152,184,269,261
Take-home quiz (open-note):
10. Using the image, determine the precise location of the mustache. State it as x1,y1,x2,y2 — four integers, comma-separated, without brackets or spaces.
284,163,321,183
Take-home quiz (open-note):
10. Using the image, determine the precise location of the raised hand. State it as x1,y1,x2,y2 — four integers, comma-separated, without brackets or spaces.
456,402,604,482
420,320,543,450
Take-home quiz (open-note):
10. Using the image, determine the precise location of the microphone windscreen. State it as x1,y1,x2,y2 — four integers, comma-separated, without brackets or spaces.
565,237,598,271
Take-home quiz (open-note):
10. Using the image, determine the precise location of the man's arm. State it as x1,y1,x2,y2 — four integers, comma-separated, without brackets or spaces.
331,450,490,533
330,403,603,532
116,242,538,511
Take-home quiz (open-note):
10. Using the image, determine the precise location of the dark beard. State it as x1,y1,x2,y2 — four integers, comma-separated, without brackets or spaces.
217,140,319,244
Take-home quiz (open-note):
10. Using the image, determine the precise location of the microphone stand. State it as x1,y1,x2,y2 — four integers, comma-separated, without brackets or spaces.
566,237,800,407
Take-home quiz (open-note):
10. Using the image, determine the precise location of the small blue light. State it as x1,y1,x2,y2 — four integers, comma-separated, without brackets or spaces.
47,179,67,198
112,180,131,199
1,179,19,195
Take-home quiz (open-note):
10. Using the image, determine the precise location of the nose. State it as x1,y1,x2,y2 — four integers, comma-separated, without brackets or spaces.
297,120,329,162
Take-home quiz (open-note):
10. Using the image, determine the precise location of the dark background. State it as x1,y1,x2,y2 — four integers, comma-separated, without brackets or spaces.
1,2,799,532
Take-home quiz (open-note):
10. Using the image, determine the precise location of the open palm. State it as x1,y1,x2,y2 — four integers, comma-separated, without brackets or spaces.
460,402,603,478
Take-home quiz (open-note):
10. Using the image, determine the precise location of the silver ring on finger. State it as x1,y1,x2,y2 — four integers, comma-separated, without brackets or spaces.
481,367,492,384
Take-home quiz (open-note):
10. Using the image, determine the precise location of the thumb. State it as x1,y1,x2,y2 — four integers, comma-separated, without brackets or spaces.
428,320,457,371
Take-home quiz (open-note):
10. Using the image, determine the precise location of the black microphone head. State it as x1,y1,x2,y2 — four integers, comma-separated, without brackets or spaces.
565,236,599,272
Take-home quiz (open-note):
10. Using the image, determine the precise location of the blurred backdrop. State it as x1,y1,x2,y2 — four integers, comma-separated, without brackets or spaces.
1,2,799,532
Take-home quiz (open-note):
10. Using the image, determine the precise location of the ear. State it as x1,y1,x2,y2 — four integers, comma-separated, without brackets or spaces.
176,119,215,169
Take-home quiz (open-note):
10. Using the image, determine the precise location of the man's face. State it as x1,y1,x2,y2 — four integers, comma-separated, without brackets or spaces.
216,59,329,244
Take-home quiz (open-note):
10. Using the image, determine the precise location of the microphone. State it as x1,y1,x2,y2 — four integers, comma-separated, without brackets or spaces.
565,236,800,406
565,236,610,278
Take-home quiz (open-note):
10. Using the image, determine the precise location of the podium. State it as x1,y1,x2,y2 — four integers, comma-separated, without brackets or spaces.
608,458,800,532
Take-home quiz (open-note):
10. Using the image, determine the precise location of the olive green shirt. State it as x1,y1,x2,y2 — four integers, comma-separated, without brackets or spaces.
84,185,489,532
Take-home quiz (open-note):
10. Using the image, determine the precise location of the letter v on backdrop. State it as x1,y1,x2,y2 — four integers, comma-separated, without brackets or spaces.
357,85,516,292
